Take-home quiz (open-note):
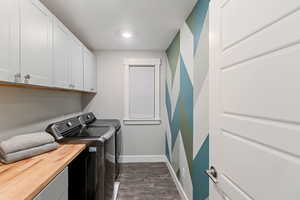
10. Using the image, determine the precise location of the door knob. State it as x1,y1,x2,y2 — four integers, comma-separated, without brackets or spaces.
205,166,218,184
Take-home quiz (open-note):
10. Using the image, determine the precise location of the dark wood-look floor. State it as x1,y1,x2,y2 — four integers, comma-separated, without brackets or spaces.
118,163,182,200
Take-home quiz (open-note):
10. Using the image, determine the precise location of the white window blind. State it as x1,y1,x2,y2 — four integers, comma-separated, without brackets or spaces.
129,66,155,119
124,59,161,125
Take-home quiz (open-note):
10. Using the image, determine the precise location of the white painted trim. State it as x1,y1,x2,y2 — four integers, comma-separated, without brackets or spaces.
123,119,161,125
164,157,189,200
123,58,161,124
124,62,130,120
113,182,120,200
154,59,160,120
124,58,161,66
119,155,166,163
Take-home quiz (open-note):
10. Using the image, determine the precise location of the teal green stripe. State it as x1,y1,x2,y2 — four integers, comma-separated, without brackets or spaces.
165,134,170,161
186,0,210,54
192,135,209,200
166,32,180,84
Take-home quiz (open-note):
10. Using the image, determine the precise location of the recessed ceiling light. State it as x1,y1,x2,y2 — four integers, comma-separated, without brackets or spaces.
121,32,133,39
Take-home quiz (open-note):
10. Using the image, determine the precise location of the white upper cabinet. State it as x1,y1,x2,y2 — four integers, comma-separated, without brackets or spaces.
53,18,71,89
20,0,53,87
69,37,84,90
0,0,96,92
0,0,20,83
83,48,97,93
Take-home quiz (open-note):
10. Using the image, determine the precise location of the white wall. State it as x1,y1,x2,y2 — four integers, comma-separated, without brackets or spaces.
0,87,82,141
82,50,167,156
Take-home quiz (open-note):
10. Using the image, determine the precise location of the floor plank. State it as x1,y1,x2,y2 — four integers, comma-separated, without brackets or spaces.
118,162,181,200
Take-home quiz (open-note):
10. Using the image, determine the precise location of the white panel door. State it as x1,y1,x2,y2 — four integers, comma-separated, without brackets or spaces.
69,37,84,90
20,0,52,87
209,0,300,199
0,0,20,83
53,19,71,89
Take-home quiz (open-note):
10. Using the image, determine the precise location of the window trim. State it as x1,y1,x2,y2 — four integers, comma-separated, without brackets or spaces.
123,58,161,125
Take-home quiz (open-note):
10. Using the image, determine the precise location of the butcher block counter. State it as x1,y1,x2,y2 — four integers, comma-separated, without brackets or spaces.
0,142,87,200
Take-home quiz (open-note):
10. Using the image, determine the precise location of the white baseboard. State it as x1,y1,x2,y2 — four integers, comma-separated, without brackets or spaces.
120,155,189,200
119,155,166,163
164,156,189,200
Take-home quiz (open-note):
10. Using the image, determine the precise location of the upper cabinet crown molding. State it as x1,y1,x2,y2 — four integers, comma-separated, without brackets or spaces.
0,0,97,93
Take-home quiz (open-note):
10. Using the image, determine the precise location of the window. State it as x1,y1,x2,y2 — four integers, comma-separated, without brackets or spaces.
124,58,161,125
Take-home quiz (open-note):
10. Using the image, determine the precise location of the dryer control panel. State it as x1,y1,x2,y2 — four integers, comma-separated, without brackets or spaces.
46,117,82,140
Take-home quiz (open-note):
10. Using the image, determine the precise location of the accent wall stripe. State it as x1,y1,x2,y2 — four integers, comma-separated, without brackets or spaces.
186,0,210,54
166,32,181,84
192,135,209,200
166,134,170,161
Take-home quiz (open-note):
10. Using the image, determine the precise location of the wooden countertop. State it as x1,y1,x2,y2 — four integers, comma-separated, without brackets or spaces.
0,142,87,200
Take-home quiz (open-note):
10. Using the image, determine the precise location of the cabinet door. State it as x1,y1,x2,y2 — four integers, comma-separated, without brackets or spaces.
20,0,52,87
83,49,97,93
0,0,20,83
91,54,98,92
70,37,84,90
83,49,93,92
34,167,68,200
53,19,70,89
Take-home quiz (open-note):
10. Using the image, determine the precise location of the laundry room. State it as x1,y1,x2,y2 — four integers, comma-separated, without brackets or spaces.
0,0,298,200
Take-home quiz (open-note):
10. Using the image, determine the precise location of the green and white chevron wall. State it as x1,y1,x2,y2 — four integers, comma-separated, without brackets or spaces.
163,0,210,199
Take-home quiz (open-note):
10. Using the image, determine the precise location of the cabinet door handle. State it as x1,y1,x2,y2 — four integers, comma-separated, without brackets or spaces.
14,73,21,82
24,74,31,83
24,74,31,80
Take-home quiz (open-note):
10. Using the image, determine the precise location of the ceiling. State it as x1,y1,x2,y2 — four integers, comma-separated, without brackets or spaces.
40,0,197,51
